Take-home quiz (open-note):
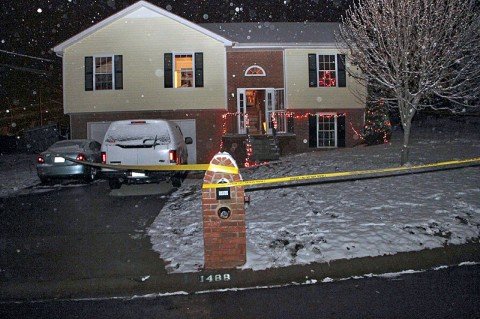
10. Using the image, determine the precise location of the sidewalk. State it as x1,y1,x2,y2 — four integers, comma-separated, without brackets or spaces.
1,243,479,301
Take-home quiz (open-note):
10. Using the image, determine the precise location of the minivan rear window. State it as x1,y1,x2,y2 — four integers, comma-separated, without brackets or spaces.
50,141,84,148
104,124,171,145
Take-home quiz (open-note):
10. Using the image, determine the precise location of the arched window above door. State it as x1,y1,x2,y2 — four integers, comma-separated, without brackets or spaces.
245,65,266,76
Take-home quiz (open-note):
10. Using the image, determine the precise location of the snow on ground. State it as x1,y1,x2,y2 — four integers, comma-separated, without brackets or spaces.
1,116,479,275
0,152,93,198
0,153,40,197
148,116,480,273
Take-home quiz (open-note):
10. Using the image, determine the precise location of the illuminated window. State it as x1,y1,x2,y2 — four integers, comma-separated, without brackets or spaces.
245,65,266,77
308,53,346,88
175,54,193,88
164,53,203,88
318,55,337,87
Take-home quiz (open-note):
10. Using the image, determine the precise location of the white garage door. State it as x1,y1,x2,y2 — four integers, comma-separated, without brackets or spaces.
87,119,197,164
173,119,197,164
87,122,111,143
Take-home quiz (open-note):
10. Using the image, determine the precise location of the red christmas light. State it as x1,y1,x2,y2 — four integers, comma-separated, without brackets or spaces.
319,71,336,87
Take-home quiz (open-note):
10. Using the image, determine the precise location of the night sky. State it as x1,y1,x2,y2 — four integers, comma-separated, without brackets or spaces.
0,0,350,133
1,0,349,56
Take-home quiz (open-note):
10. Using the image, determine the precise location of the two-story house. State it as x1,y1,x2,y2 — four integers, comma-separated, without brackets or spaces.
53,0,365,165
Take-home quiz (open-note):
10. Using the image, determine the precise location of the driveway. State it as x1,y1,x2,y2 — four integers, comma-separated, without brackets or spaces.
0,181,173,299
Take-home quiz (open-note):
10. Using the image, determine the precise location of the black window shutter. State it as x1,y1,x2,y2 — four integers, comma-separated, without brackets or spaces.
308,54,317,87
337,114,346,147
308,114,317,148
85,56,94,91
114,55,123,90
164,53,173,88
337,54,346,87
194,52,204,88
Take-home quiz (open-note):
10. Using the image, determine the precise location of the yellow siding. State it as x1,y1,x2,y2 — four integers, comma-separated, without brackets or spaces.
285,49,366,110
63,15,227,114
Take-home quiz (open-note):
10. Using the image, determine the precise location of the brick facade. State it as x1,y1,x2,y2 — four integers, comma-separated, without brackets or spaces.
202,153,246,269
226,50,284,112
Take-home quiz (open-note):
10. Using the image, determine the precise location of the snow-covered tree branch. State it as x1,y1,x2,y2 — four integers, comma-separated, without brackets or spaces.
337,0,480,165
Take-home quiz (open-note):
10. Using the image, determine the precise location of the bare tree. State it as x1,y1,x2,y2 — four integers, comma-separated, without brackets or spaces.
337,0,480,165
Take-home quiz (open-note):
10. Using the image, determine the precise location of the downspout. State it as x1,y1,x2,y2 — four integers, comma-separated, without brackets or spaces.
55,50,71,139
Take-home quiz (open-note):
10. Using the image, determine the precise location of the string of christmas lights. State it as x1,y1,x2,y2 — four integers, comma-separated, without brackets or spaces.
220,111,349,121
218,110,389,166
362,100,392,145
243,114,256,167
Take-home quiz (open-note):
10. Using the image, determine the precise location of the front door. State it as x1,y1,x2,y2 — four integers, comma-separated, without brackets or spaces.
237,88,266,135
237,89,247,134
237,88,285,135
265,88,286,134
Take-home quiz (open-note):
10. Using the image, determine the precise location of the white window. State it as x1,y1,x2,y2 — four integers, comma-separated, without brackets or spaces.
317,113,337,148
94,56,113,90
85,55,122,91
318,55,337,87
245,65,266,77
308,53,346,88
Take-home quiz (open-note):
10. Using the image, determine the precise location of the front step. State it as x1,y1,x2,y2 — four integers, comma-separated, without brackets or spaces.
248,136,280,162
247,113,261,134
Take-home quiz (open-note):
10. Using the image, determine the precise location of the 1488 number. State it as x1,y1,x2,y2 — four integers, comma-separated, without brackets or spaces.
199,274,231,283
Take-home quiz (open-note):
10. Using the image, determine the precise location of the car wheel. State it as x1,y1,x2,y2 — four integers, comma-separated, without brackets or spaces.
171,176,182,188
84,167,97,183
39,177,50,185
109,179,122,189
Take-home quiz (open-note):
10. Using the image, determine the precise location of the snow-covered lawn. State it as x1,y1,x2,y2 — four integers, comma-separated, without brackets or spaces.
148,116,480,273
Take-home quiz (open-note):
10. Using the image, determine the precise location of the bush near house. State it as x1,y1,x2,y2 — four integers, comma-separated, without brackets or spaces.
362,100,392,145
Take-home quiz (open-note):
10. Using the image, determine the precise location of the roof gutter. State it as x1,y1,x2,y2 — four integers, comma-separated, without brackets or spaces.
230,42,339,49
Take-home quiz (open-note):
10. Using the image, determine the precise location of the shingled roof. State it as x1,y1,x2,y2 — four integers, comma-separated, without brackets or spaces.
200,22,341,48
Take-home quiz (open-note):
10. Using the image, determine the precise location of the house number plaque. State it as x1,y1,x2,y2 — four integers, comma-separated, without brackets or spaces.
199,274,231,283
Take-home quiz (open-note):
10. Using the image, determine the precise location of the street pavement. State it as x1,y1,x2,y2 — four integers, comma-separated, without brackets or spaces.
1,264,479,319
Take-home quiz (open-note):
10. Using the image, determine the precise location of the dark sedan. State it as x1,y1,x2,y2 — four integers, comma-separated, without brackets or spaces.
37,139,102,184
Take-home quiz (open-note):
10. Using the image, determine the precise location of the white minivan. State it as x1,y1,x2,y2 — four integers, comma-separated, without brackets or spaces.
100,119,193,189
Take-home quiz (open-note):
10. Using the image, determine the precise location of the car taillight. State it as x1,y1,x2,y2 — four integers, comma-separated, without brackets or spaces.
37,156,45,164
101,152,106,164
76,153,86,161
169,150,177,164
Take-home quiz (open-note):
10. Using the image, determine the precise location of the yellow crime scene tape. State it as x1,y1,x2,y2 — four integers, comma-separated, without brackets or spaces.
202,157,480,189
63,157,239,174
66,156,480,189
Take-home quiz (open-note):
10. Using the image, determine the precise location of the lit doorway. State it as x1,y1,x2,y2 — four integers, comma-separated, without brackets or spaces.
236,88,285,135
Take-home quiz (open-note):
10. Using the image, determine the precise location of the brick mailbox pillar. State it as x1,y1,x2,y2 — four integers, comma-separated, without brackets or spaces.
202,152,246,270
